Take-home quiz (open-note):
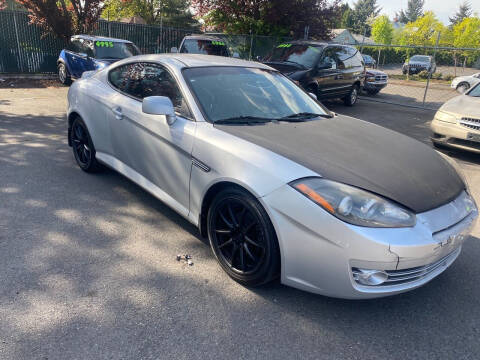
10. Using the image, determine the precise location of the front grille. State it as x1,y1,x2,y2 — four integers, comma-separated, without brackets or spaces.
352,249,459,287
459,117,480,131
375,75,387,81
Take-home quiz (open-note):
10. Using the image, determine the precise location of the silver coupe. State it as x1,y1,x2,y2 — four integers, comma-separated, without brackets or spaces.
67,54,478,299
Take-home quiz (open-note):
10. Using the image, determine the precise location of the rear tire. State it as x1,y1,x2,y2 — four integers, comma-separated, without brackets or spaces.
58,63,72,85
70,117,102,173
207,187,280,287
344,84,359,106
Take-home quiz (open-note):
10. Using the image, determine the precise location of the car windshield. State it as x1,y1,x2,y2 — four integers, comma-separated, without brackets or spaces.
182,39,229,57
410,55,430,62
94,41,140,59
363,55,372,61
183,66,329,123
467,84,480,97
264,44,324,68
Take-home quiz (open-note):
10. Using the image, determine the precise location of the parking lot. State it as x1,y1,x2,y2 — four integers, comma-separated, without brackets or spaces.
1,83,479,359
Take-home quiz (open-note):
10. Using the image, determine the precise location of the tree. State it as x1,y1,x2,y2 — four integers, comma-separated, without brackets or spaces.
193,0,342,39
102,0,197,27
371,15,393,44
398,11,447,46
453,16,480,48
0,0,5,10
397,0,424,24
349,0,381,36
15,0,103,41
449,1,472,26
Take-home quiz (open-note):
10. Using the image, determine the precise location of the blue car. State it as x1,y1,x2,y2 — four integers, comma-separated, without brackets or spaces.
57,35,141,85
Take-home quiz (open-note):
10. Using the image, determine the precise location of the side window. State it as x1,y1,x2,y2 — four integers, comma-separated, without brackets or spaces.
69,39,82,53
319,47,337,70
83,41,94,57
108,62,191,118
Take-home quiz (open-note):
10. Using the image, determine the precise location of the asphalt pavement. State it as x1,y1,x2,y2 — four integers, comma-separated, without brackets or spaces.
1,85,479,360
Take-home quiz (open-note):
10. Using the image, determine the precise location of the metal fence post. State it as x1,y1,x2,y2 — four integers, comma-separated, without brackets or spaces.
422,31,441,107
12,11,24,73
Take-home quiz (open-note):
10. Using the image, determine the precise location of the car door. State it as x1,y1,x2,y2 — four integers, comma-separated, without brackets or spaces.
314,46,344,98
107,62,196,216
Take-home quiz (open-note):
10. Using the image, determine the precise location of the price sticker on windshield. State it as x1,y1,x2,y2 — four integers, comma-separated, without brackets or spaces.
277,43,292,48
211,41,225,46
95,41,114,48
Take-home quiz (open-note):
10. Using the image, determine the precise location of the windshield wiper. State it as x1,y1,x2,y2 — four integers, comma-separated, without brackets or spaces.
214,116,273,125
278,112,333,122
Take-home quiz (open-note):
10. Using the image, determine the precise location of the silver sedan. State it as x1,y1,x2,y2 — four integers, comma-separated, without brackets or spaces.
67,54,478,299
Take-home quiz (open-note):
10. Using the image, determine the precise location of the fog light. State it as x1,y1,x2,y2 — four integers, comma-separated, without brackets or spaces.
353,269,388,286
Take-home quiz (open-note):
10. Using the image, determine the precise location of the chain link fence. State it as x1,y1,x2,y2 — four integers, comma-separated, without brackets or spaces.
351,43,480,110
0,10,290,75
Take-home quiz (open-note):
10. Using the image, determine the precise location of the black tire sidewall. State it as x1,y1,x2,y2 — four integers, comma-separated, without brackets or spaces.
207,188,280,286
58,63,71,85
70,117,99,172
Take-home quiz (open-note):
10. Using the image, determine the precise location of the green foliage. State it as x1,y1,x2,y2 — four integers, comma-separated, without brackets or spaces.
444,74,454,81
349,0,381,36
102,0,198,27
371,15,393,45
431,72,442,80
449,1,472,26
418,70,429,79
397,0,424,24
398,12,449,46
453,16,480,48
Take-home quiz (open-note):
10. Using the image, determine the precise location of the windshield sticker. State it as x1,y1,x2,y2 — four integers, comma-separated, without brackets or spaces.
95,41,114,48
211,41,226,46
309,46,320,52
277,43,292,48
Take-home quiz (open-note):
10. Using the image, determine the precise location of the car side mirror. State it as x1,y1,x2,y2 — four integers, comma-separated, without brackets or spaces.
170,47,178,53
142,96,176,125
232,52,240,58
256,55,262,61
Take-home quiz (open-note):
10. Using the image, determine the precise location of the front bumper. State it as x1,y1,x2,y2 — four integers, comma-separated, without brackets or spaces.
261,186,478,299
431,118,480,154
363,81,387,91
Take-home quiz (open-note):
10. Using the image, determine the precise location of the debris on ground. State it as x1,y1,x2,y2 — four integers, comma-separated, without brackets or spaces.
176,254,194,266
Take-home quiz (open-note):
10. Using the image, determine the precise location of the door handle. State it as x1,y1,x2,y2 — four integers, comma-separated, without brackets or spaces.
112,107,123,120
335,74,343,80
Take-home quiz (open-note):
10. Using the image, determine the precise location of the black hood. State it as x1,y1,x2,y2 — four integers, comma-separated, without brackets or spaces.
215,116,465,213
263,61,307,76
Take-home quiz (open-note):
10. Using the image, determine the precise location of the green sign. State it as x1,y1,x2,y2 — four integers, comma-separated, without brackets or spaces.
211,41,226,46
277,43,292,48
95,41,114,48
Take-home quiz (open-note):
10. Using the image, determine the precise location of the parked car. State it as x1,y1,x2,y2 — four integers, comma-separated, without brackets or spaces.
363,69,388,95
451,72,480,93
263,41,365,106
431,83,480,153
362,54,376,68
57,35,141,85
67,54,477,299
172,34,239,58
402,55,436,75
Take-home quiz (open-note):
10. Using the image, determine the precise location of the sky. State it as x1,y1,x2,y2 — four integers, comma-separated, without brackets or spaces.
346,0,480,25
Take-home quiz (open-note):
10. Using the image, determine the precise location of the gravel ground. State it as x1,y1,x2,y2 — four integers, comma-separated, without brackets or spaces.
1,85,479,360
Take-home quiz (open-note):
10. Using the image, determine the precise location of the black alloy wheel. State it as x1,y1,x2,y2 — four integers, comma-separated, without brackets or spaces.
207,188,280,286
70,118,101,172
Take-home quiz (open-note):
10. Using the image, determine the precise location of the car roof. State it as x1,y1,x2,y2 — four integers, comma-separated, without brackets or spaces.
287,40,329,47
71,34,132,43
183,34,225,41
113,54,275,70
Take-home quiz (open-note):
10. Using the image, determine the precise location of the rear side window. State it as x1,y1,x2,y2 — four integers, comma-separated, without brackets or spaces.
335,46,363,69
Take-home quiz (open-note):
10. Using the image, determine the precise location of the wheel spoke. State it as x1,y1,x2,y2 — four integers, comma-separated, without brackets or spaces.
228,203,238,227
230,243,239,266
219,209,234,229
244,242,256,261
239,245,245,271
218,238,233,249
238,207,247,226
243,220,257,234
215,229,231,234
245,235,264,249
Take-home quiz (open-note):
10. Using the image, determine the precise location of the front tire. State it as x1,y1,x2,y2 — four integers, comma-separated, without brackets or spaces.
58,63,72,85
70,117,102,173
344,84,359,106
456,82,470,93
207,187,280,287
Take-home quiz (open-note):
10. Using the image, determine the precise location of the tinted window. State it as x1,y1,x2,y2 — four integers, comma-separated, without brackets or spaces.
265,44,324,68
335,46,362,69
69,39,82,53
109,63,190,117
467,83,480,97
410,55,430,62
181,39,229,57
318,47,337,69
95,42,140,59
183,66,329,123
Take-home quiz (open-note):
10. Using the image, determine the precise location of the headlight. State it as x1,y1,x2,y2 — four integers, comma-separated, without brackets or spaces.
366,77,375,82
435,110,457,123
290,178,416,228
